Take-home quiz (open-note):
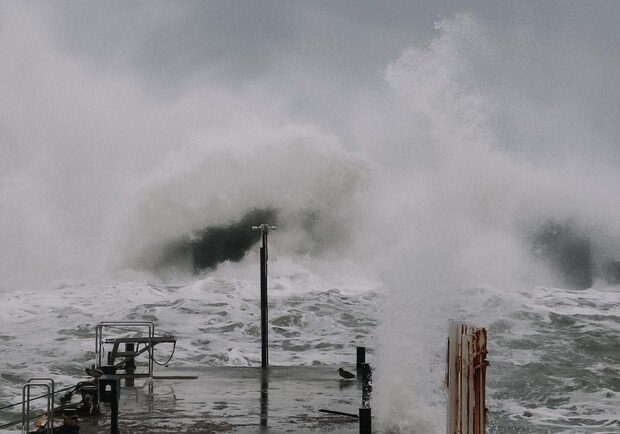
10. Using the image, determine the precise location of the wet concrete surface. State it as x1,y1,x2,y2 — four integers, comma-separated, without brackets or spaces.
77,366,364,433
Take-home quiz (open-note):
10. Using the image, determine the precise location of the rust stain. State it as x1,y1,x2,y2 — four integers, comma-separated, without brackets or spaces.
446,320,487,434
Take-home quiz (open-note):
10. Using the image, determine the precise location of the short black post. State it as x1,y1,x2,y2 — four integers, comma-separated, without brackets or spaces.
253,224,276,368
356,346,366,371
110,397,119,434
361,363,372,407
359,407,371,434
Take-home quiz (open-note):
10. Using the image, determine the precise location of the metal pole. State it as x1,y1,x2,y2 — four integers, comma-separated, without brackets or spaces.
359,407,371,434
99,375,120,434
361,363,372,408
260,244,268,367
125,343,135,387
356,346,366,371
253,224,276,368
111,397,119,434
260,368,269,428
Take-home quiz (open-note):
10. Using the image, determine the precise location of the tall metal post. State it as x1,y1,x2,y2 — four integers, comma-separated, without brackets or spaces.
253,224,276,368
260,367,269,428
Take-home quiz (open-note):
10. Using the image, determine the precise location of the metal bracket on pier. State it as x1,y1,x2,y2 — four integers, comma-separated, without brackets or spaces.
252,223,276,367
95,321,176,378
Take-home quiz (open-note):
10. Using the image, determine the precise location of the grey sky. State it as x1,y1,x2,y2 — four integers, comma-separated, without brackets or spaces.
2,1,617,155
25,1,617,159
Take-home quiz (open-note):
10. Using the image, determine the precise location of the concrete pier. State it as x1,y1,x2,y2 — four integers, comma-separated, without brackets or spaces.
73,366,362,433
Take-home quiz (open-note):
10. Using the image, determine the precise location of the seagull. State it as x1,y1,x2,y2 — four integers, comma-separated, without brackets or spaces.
83,394,94,414
338,368,355,380
85,364,104,380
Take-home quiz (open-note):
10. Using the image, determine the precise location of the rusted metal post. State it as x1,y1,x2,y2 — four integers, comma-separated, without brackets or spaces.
446,320,487,434
253,224,276,368
359,407,371,434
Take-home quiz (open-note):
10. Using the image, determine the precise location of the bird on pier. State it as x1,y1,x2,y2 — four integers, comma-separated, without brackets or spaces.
85,364,104,380
338,367,355,380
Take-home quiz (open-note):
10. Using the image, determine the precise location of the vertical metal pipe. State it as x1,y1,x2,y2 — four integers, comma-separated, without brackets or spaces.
21,386,27,434
260,245,268,367
46,392,51,434
361,363,372,407
125,343,135,387
111,397,119,434
254,224,275,368
359,407,371,434
260,368,269,429
356,346,366,370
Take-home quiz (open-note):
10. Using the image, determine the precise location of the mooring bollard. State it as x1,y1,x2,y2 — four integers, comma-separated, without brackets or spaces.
359,407,371,434
356,346,366,371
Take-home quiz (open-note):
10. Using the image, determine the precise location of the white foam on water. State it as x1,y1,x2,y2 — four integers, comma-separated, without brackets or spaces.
0,257,379,412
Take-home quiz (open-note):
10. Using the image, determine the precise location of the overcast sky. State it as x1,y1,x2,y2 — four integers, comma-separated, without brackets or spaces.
3,1,619,160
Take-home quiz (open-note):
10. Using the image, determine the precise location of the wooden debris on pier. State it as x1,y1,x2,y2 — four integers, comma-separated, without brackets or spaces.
446,320,488,434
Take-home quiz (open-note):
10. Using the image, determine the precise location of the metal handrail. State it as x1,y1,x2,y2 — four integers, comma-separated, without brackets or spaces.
0,385,74,412
21,381,52,434
0,387,77,430
27,378,54,408
95,321,155,376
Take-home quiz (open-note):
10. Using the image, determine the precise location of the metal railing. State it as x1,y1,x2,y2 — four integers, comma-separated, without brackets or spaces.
21,378,54,434
95,321,155,376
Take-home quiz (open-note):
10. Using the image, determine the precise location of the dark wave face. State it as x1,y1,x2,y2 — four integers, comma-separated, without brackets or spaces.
528,221,620,290
159,208,278,273
189,208,277,272
530,222,593,290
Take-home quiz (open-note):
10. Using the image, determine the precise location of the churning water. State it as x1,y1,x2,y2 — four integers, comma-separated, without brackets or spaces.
0,268,618,432
1,5,619,433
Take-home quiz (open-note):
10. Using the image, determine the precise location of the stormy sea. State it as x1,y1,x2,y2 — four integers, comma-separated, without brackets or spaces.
1,2,619,433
